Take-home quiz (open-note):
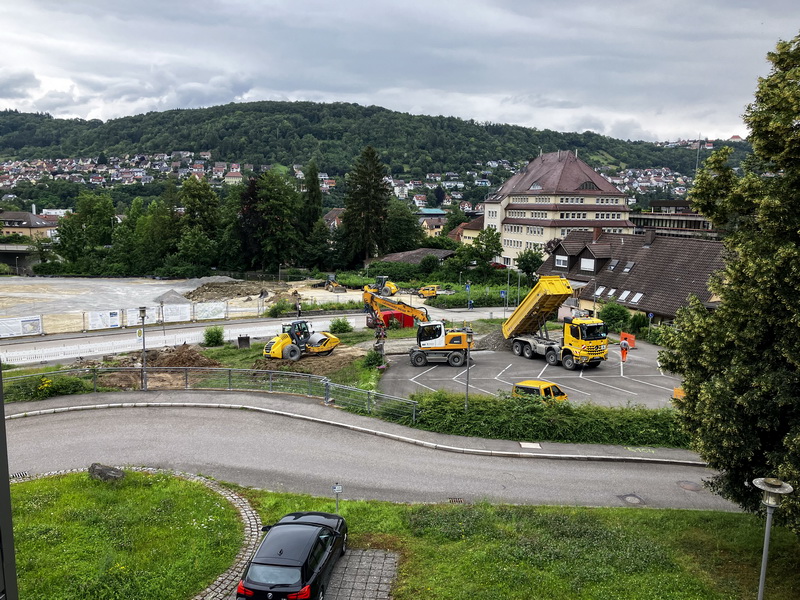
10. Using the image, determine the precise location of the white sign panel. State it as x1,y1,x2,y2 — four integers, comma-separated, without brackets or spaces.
88,310,122,330
162,304,192,323
126,307,158,326
195,302,226,320
0,315,43,338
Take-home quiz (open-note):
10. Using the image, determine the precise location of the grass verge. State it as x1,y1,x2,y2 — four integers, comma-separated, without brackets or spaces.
232,486,800,600
12,470,242,600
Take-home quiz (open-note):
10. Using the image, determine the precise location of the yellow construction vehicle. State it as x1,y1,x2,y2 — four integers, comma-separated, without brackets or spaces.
362,291,474,367
511,379,568,402
263,320,340,361
501,275,608,370
363,275,399,296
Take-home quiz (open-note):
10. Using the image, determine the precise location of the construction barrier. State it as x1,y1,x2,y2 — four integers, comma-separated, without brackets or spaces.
620,331,636,349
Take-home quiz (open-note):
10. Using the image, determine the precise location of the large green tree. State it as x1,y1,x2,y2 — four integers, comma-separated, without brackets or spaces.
386,198,425,253
659,33,800,531
244,170,301,272
469,227,503,279
301,160,323,234
340,146,391,265
514,248,544,283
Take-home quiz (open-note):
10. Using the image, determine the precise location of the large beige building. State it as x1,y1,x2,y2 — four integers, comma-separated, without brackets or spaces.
483,151,634,266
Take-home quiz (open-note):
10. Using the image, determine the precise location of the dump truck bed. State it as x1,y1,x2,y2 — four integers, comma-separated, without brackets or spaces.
501,276,573,339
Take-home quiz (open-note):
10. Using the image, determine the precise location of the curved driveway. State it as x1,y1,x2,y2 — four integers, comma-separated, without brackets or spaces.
5,391,736,512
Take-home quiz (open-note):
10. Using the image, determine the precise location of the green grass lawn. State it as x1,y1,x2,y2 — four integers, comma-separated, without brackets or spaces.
238,488,800,600
11,471,242,600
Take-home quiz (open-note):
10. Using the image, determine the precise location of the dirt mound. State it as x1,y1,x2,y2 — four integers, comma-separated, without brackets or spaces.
252,346,367,377
184,281,270,302
150,343,222,368
473,330,513,351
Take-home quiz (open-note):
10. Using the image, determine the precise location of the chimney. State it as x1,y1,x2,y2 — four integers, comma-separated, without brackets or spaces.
592,227,602,243
644,229,656,247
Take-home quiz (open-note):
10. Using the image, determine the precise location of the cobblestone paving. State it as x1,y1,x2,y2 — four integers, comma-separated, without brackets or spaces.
327,549,398,600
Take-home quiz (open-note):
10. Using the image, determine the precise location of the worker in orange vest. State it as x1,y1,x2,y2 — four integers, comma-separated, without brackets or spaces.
620,338,630,362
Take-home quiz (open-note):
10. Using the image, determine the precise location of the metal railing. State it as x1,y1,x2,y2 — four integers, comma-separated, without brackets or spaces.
3,367,418,423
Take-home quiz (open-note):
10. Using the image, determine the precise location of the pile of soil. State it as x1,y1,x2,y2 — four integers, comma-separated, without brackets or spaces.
473,330,513,351
150,343,222,368
184,281,271,302
251,346,367,377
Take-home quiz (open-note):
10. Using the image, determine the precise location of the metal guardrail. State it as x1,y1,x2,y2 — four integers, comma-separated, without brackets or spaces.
3,367,418,423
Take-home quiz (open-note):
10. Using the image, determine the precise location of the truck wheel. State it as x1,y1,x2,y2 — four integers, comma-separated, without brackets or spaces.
447,352,465,367
523,344,534,359
418,293,425,298
545,351,559,366
512,341,523,356
381,286,392,296
410,351,428,367
562,354,576,370
283,344,301,361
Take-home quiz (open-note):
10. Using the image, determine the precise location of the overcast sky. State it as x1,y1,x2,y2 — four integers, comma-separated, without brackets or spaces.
1,1,798,143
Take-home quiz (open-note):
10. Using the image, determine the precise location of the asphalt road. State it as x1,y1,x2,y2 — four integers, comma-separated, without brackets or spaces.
5,398,735,511
381,339,680,409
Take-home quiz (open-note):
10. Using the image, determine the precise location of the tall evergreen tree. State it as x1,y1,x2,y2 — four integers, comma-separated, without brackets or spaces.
301,160,323,235
251,170,301,272
340,146,391,265
179,176,220,239
659,33,800,531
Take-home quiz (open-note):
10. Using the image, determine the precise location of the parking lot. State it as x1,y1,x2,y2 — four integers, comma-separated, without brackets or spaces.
381,339,681,409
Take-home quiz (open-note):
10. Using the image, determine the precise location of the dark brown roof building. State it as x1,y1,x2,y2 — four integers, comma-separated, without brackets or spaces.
537,228,724,322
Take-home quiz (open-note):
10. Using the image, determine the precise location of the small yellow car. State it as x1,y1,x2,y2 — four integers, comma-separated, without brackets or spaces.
417,285,440,298
511,379,568,402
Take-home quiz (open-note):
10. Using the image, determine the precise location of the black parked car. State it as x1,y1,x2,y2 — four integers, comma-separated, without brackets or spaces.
236,511,348,600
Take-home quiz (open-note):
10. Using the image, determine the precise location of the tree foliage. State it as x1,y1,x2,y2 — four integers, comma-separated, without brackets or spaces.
340,146,390,265
514,248,544,283
658,32,800,532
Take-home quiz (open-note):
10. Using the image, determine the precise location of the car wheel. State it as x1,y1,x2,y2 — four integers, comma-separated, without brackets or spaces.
512,341,523,356
418,293,425,298
562,354,576,370
522,344,534,359
282,344,302,361
410,351,428,367
545,350,559,366
381,286,392,296
447,352,465,367
340,532,348,556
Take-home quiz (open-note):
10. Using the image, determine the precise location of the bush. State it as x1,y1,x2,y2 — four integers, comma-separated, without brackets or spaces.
328,317,354,334
598,301,631,332
407,390,689,448
629,312,650,334
266,299,291,318
4,374,92,402
203,325,224,346
0,263,11,275
32,261,66,275
362,349,385,369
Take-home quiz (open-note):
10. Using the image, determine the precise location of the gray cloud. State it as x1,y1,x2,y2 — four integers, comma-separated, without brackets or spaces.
0,69,40,99
1,0,798,141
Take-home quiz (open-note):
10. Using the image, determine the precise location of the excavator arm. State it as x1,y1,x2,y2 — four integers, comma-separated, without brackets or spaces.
362,290,429,327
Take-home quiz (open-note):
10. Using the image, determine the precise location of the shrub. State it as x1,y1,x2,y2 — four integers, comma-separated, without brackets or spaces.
598,301,631,332
4,374,92,402
629,312,650,334
266,299,291,318
387,317,402,330
362,349,385,369
0,263,11,275
203,325,224,346
328,317,354,334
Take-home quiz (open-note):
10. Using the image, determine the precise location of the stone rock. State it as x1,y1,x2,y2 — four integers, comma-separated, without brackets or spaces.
89,463,125,482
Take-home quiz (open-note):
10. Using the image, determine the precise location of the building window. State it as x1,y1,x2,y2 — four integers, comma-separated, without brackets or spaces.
608,259,619,271
555,255,568,268
607,288,616,297
631,292,643,303
623,261,635,273
594,286,606,296
580,258,595,272
618,290,631,301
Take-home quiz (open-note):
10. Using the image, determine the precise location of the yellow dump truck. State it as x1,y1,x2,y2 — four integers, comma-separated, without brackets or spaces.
501,275,608,370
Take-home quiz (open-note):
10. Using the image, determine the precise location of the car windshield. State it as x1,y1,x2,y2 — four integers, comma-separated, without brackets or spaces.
582,324,608,340
246,563,302,586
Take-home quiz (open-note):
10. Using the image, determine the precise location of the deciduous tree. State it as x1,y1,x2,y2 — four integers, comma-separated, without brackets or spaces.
659,33,800,531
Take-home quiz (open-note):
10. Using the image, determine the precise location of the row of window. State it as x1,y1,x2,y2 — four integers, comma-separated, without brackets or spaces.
526,226,544,235
506,196,622,205
504,224,524,233
556,256,636,274
559,212,588,219
596,213,622,220
503,238,524,248
594,286,644,304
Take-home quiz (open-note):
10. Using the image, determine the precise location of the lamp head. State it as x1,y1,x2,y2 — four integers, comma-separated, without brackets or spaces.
753,477,794,508
138,306,147,320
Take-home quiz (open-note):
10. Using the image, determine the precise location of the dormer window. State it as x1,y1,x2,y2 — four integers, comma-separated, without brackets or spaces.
580,258,595,272
555,255,568,269
530,181,542,190
579,181,600,190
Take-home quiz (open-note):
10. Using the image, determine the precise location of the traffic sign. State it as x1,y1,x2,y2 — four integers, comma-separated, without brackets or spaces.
332,484,343,494
465,284,470,291
500,290,506,298
648,313,654,319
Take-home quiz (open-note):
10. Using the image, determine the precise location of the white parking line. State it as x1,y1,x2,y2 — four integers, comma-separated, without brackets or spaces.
410,365,437,382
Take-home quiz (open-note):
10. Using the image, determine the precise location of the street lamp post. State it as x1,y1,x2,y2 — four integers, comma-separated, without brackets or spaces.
752,477,794,600
592,278,598,315
139,307,147,391
0,367,20,600
14,256,18,276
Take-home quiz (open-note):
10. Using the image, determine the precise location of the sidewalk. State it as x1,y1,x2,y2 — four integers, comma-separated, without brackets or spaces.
4,389,706,467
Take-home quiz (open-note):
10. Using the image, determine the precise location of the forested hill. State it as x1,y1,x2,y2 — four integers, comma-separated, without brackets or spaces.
0,102,749,176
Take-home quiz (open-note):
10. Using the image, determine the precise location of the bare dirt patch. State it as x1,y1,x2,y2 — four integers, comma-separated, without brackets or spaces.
251,346,367,377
